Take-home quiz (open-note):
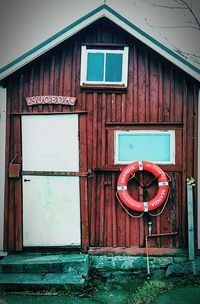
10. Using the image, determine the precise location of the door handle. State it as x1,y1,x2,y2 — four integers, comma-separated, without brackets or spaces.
24,179,31,182
86,169,93,179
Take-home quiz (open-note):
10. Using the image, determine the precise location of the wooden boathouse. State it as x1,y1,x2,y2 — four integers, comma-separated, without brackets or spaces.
0,5,199,258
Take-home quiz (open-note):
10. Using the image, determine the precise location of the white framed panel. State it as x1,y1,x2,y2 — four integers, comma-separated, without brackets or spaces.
114,130,175,165
22,114,79,172
23,175,81,246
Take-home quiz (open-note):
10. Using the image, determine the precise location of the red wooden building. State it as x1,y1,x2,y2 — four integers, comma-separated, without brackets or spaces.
0,5,199,256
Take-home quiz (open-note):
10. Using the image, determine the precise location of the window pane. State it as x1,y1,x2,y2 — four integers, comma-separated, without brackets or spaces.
86,53,104,81
118,133,172,162
105,53,122,82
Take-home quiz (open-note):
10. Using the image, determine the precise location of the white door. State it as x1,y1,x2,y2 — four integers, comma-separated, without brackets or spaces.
22,115,80,246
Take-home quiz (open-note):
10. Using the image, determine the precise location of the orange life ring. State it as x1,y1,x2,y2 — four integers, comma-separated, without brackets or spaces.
117,161,169,212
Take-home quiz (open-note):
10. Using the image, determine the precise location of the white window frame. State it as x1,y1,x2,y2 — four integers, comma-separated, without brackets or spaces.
114,130,175,165
80,46,129,86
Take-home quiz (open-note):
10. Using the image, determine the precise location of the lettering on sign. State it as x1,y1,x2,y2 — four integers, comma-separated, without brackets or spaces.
26,96,76,106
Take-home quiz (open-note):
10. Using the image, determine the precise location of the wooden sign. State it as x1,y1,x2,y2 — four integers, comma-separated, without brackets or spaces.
26,95,76,106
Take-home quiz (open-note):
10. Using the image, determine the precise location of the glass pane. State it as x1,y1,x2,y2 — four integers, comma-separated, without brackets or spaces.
86,52,104,81
118,133,171,162
105,53,122,82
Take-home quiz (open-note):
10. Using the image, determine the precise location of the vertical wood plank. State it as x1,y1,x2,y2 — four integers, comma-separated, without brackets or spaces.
138,49,146,122
163,66,170,122
28,68,34,113
99,174,105,246
101,93,106,167
174,75,183,122
95,174,101,245
71,42,77,98
133,45,138,122
49,55,55,112
111,93,116,121
90,174,97,246
170,70,175,122
121,93,126,123
149,55,159,122
80,177,89,253
105,174,113,247
127,45,134,122
3,84,11,251
97,94,102,167
38,62,44,112
112,173,117,247
145,52,150,122
23,73,29,113
158,61,163,122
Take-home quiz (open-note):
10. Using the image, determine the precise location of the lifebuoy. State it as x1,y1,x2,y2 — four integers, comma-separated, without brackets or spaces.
117,161,169,212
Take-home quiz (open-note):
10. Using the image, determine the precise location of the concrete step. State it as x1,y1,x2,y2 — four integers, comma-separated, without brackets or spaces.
0,253,88,276
0,253,89,290
0,272,85,284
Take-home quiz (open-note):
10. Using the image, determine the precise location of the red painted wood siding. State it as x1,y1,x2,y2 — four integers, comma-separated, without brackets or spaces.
4,18,198,253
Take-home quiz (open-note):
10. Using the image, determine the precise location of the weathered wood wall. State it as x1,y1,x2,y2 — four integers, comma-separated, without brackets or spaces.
4,18,198,253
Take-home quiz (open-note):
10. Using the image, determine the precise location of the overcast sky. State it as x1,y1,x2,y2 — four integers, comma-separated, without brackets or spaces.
0,0,200,70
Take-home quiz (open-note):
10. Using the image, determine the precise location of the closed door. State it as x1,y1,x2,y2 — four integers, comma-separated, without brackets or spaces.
22,114,80,246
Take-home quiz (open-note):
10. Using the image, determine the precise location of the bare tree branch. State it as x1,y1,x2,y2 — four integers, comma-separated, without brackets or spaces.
141,0,187,9
161,32,200,65
178,0,200,29
145,18,199,30
141,0,200,65
142,0,200,30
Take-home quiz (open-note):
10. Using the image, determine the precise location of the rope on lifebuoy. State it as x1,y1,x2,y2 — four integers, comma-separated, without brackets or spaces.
116,161,170,214
116,191,144,218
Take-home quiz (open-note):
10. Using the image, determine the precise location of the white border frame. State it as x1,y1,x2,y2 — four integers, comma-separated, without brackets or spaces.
0,87,6,254
80,45,129,86
114,130,175,165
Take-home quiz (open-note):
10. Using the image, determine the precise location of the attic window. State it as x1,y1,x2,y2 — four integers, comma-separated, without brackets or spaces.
80,45,129,87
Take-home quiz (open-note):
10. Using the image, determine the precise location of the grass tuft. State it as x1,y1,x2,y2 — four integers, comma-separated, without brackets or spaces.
132,278,174,304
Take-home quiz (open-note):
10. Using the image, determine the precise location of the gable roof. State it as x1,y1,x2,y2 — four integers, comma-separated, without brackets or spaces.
0,3,200,82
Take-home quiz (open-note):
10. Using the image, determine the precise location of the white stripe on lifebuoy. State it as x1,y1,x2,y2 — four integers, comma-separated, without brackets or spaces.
158,182,169,186
138,161,143,171
143,202,148,212
117,185,127,190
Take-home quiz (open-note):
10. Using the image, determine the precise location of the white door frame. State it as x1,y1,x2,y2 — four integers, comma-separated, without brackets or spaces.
22,114,81,247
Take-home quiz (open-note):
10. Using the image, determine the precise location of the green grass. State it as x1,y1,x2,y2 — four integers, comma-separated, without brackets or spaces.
132,278,174,304
130,277,200,304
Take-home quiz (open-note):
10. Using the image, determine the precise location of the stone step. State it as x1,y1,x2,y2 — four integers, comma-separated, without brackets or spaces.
0,254,89,291
0,254,88,276
0,272,85,291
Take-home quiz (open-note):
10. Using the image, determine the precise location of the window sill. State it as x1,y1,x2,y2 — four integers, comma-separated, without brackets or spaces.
80,84,127,92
